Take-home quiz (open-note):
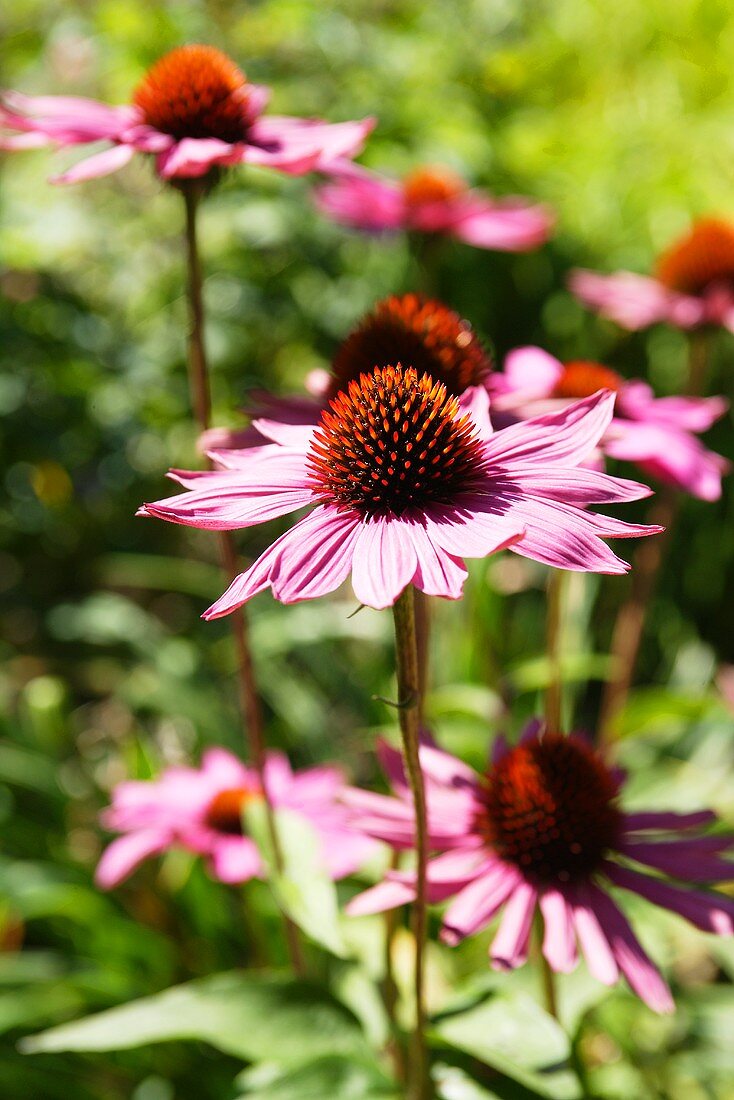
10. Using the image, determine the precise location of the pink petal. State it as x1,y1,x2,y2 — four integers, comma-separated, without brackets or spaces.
314,167,406,231
95,829,171,889
503,497,636,574
442,862,520,946
156,137,244,179
51,143,135,183
346,878,416,916
351,516,418,609
209,836,262,883
247,116,375,174
583,883,674,1013
571,885,620,986
569,269,702,331
484,390,616,467
408,520,469,600
502,346,564,399
490,880,537,969
540,888,578,973
269,505,361,603
605,863,734,935
201,748,253,788
451,196,554,251
423,501,525,559
510,466,653,505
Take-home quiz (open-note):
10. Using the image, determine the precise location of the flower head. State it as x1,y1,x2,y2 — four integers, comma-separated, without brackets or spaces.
1,44,374,183
490,346,729,501
570,217,734,332
314,163,553,251
96,748,375,888
142,380,660,615
344,724,734,1013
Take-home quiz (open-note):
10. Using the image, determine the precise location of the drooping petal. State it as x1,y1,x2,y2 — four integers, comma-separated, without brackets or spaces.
351,516,419,609
490,880,537,969
442,861,520,946
407,520,469,600
570,884,620,985
450,196,553,252
621,838,734,882
314,166,406,231
605,863,734,935
569,269,703,331
346,878,416,916
247,115,375,174
269,505,362,603
509,465,653,505
540,888,578,973
156,137,244,179
582,882,674,1013
209,836,263,883
50,143,135,183
622,809,717,833
95,829,172,889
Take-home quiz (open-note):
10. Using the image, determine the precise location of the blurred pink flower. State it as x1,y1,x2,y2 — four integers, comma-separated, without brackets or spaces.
344,724,734,1013
201,293,496,454
140,369,660,616
96,748,376,888
490,347,729,501
570,218,734,332
314,163,553,250
0,44,374,183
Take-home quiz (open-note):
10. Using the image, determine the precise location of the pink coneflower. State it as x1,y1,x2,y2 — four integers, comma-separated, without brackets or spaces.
314,163,553,251
140,369,660,616
96,747,376,888
344,725,734,1013
0,44,374,183
489,347,729,501
202,294,496,455
570,218,734,332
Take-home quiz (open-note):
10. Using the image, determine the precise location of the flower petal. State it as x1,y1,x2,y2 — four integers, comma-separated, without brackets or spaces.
442,861,520,947
490,880,537,969
95,829,171,889
51,143,135,184
483,390,616,467
351,516,418,609
605,862,734,935
346,878,416,916
540,888,578,973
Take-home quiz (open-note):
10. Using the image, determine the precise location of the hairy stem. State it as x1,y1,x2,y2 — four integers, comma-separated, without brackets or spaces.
182,183,303,974
392,586,431,1100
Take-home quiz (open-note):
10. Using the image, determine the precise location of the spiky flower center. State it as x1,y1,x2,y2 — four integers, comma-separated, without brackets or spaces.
403,165,466,207
204,786,260,835
655,218,734,294
479,735,622,884
133,45,251,143
307,365,489,517
330,294,492,401
552,360,623,399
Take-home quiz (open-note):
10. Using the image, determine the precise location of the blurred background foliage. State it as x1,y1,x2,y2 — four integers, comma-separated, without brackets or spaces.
2,0,734,1096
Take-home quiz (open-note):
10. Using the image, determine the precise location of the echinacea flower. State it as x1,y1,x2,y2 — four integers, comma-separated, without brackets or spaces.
314,163,553,251
489,347,729,501
96,747,376,888
141,369,660,616
202,293,496,455
344,724,734,1013
570,218,734,332
0,44,374,183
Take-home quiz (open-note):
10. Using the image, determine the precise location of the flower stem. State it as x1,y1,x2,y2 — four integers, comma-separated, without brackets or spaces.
392,586,431,1100
383,852,407,1084
181,182,304,975
545,570,565,734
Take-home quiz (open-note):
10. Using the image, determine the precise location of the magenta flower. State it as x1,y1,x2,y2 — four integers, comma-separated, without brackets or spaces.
140,367,660,616
344,725,734,1013
570,218,734,332
0,44,374,183
314,163,553,251
202,294,496,456
96,747,376,888
489,347,729,501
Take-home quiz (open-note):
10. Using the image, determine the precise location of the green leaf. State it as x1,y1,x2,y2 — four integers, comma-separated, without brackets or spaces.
434,989,581,1100
245,804,347,957
21,971,367,1064
234,1054,398,1099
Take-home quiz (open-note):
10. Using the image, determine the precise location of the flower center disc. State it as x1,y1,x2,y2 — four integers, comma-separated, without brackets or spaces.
330,294,492,401
655,218,734,294
552,360,623,399
403,165,466,207
308,364,488,517
480,734,622,883
133,45,251,142
204,786,259,835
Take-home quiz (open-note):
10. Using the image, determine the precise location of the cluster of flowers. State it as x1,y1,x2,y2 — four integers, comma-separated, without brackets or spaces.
4,43,733,1018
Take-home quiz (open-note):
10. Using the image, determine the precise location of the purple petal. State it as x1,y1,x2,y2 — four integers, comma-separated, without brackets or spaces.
570,883,620,985
605,862,734,935
621,839,734,882
490,880,537,969
540,888,578,973
622,810,717,833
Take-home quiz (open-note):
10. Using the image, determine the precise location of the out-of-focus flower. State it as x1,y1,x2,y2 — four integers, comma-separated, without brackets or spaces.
314,163,553,250
140,374,660,615
489,347,729,501
570,218,734,331
344,724,734,1013
202,294,496,454
96,748,376,887
0,44,374,183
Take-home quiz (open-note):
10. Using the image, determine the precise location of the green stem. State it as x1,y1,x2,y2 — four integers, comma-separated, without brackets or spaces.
545,570,565,734
181,183,304,975
392,586,431,1100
